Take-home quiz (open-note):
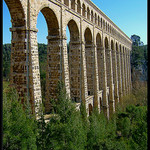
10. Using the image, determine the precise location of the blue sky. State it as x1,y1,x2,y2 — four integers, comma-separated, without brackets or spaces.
3,0,147,45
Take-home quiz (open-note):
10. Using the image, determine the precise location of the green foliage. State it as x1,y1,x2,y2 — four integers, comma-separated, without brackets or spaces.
38,43,47,100
3,42,147,149
37,81,86,150
116,105,147,150
131,45,147,81
3,44,11,80
3,84,37,150
3,80,147,149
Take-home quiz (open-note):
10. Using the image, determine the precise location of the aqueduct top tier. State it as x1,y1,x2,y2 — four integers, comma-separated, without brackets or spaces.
6,0,132,118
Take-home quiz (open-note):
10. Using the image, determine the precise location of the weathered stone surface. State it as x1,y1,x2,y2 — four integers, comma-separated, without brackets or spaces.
6,0,132,119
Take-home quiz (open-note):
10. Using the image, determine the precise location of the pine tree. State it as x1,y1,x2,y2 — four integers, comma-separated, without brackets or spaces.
37,81,86,150
3,87,37,150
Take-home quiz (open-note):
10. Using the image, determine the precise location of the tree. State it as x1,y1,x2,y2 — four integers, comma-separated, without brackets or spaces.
131,34,143,46
3,86,37,150
36,81,86,150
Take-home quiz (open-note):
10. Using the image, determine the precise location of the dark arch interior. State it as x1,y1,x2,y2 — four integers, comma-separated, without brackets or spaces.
84,28,92,44
67,19,81,103
89,103,93,115
77,0,81,14
96,33,102,47
116,43,118,51
105,37,108,49
82,4,86,17
111,40,114,50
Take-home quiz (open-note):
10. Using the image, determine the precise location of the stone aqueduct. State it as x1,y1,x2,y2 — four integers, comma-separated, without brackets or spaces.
5,0,132,119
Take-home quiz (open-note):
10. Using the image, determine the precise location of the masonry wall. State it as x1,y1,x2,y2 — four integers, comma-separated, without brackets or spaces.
5,0,132,118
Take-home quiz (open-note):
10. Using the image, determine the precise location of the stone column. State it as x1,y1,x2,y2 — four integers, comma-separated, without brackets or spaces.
97,46,102,90
116,50,123,101
69,40,81,103
69,0,71,9
100,46,109,119
85,43,94,96
93,44,100,109
45,35,70,113
105,46,115,114
45,35,62,113
61,36,71,97
124,51,127,94
112,48,119,106
10,26,28,102
81,42,88,103
120,49,125,96
10,27,42,117
75,0,77,12
28,28,42,116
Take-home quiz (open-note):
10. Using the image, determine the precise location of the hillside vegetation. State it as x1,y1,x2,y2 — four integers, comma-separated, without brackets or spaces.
3,43,147,149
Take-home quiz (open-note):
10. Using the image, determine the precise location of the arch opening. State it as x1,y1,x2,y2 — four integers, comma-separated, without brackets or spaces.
95,13,97,24
82,4,86,17
36,11,48,111
37,7,60,113
71,0,75,10
87,7,90,20
67,20,81,103
84,28,94,96
96,33,102,91
89,103,93,116
111,40,114,50
105,37,109,49
77,0,81,14
91,10,93,22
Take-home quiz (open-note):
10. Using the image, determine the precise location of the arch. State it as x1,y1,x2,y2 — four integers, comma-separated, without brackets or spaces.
71,0,75,10
87,7,90,20
84,27,94,96
95,13,97,24
96,33,102,90
82,3,86,17
89,103,93,116
5,0,25,27
119,44,122,52
101,18,103,28
84,27,92,44
99,97,102,110
67,19,79,41
39,7,59,36
91,10,93,22
103,20,105,29
64,0,69,6
123,46,125,53
67,19,80,103
106,22,107,31
105,37,109,49
36,7,60,113
96,33,102,47
98,16,100,26
116,42,119,51
77,0,81,14
111,40,114,50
